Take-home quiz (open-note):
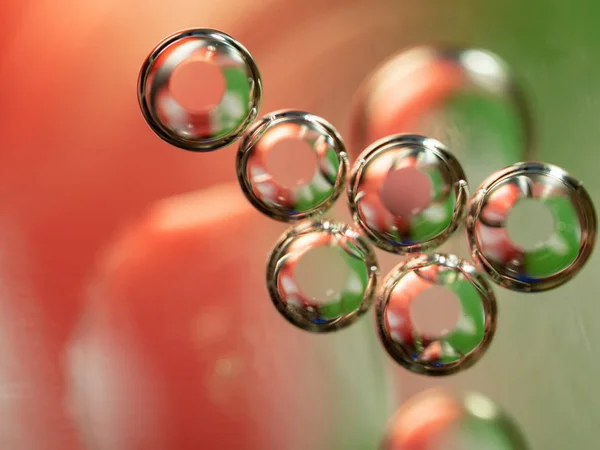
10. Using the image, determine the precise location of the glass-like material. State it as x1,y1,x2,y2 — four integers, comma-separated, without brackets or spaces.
266,220,378,332
381,389,530,450
466,162,597,292
349,46,533,187
376,254,497,376
348,134,468,253
237,110,348,222
138,28,262,151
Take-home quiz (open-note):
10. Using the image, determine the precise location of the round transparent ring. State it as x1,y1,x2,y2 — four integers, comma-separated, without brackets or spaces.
466,162,597,292
266,220,378,332
237,110,348,222
347,134,469,253
375,253,497,376
138,28,262,152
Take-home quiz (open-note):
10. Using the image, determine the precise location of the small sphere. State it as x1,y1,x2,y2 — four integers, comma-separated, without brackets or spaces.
381,389,530,450
237,110,348,222
266,220,378,332
348,46,534,186
376,253,497,376
138,28,262,151
466,162,597,292
348,134,469,254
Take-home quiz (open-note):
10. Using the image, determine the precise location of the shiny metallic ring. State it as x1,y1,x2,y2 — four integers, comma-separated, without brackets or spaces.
376,253,497,376
237,110,348,222
348,134,469,253
267,220,379,332
466,162,597,292
138,28,262,152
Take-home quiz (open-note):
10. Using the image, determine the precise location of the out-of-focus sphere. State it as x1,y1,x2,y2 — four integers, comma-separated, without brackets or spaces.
349,46,533,187
381,389,530,450
138,29,262,151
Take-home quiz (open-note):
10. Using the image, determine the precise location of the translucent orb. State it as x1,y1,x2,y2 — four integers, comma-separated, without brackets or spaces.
381,389,530,450
237,110,348,222
349,46,533,188
347,134,468,254
266,220,378,332
466,162,597,292
138,28,262,151
376,253,497,376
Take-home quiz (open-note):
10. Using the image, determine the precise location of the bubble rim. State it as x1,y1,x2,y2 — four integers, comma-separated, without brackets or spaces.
466,161,597,292
266,220,379,333
137,28,262,152
375,253,497,376
347,134,469,254
237,110,349,222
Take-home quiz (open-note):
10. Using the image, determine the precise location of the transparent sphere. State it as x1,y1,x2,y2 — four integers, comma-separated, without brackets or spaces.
376,253,497,376
466,162,597,292
381,389,530,450
237,110,348,222
349,46,533,188
347,134,468,254
138,28,262,151
266,220,378,332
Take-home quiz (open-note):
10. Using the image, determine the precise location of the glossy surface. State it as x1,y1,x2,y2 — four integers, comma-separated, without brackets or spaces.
266,220,378,332
376,254,497,376
381,389,530,450
466,162,597,292
237,110,348,222
348,134,468,253
138,29,262,151
349,46,533,187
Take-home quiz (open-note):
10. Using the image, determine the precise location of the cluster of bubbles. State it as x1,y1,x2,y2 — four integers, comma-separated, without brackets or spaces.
138,28,596,448
138,27,597,376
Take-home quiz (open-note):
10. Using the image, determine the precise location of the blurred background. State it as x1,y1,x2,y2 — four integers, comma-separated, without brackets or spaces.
0,0,598,449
